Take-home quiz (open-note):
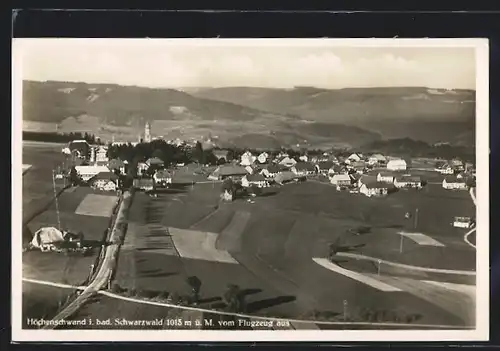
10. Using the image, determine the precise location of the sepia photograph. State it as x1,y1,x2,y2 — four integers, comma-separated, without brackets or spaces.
12,38,489,342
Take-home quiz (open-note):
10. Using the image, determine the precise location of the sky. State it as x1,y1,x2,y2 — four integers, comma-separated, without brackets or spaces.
15,39,477,90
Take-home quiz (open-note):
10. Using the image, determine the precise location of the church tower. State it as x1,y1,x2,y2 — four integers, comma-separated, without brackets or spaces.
144,121,151,143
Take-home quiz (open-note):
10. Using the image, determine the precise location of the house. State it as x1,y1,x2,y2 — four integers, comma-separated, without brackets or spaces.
240,151,256,166
330,174,352,187
368,153,387,165
394,175,422,189
357,175,377,188
213,149,230,163
346,153,362,164
137,162,149,176
241,174,269,188
436,164,454,175
442,176,468,190
88,171,119,191
95,146,108,163
450,158,465,171
377,172,396,184
133,178,155,191
350,161,367,174
153,169,172,186
74,165,110,182
327,164,344,177
299,155,309,162
257,152,269,164
291,162,316,177
359,182,391,197
387,159,407,171
208,165,248,181
275,171,297,185
146,157,164,168
260,164,286,178
350,173,363,186
278,157,297,168
315,161,335,176
108,158,126,175
453,216,474,229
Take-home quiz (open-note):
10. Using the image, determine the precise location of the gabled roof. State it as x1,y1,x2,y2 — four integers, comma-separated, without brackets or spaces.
263,164,284,173
317,161,335,170
370,153,386,160
331,174,351,181
246,174,266,182
444,176,466,183
213,150,229,158
89,171,118,182
378,171,396,177
387,159,407,165
359,175,377,184
214,165,248,176
351,161,366,168
108,158,125,169
396,175,421,183
293,161,316,171
275,171,297,182
154,169,172,179
364,181,392,189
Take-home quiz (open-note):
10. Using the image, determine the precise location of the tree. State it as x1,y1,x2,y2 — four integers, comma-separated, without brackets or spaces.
69,166,82,186
186,276,202,303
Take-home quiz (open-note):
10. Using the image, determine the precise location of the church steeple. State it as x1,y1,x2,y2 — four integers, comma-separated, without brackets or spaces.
144,121,151,143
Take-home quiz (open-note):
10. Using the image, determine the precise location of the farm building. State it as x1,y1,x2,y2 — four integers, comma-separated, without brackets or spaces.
394,175,423,189
241,174,269,188
133,178,155,191
442,176,468,190
75,165,110,182
278,156,297,168
330,174,352,187
377,172,396,183
387,159,407,171
213,149,230,163
153,169,172,185
240,151,256,166
368,153,387,165
261,164,286,178
275,171,298,185
29,227,65,251
453,216,475,229
88,171,119,191
257,152,269,164
291,162,316,177
315,161,335,176
359,182,392,197
208,165,248,181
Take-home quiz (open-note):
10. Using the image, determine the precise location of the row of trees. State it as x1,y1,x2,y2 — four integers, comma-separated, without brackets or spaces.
23,131,103,145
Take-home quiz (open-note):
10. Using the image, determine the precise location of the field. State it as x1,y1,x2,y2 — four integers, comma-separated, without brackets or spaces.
22,144,121,327
104,176,476,328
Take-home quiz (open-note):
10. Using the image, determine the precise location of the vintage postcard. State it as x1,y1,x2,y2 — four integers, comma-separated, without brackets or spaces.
12,38,489,342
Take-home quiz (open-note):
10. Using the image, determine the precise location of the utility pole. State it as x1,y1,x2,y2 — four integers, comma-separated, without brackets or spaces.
52,170,61,231
399,234,404,254
414,208,419,230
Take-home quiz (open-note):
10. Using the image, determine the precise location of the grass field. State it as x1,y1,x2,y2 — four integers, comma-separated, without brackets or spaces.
22,281,77,329
111,178,474,327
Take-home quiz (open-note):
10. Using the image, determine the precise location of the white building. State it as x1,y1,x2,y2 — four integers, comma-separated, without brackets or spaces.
144,122,152,143
442,176,468,190
257,152,269,164
377,172,396,183
387,159,407,171
359,182,390,197
241,174,269,188
240,151,256,166
453,216,474,229
75,165,110,182
393,175,422,189
96,146,108,163
278,157,297,168
299,155,309,162
368,154,387,165
330,174,352,187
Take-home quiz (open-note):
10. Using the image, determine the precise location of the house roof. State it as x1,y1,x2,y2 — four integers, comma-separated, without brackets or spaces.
279,157,297,164
396,175,421,182
387,159,407,165
378,171,395,177
294,161,316,171
351,161,366,168
75,165,110,174
133,178,154,186
317,161,335,170
359,175,377,184
332,174,351,181
370,153,386,160
214,165,249,176
213,150,229,158
275,171,297,182
146,157,164,165
444,176,466,183
364,181,391,189
89,171,119,182
246,174,266,182
263,164,284,173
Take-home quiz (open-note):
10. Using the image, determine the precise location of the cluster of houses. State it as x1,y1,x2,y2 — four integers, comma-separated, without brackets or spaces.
207,149,475,198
